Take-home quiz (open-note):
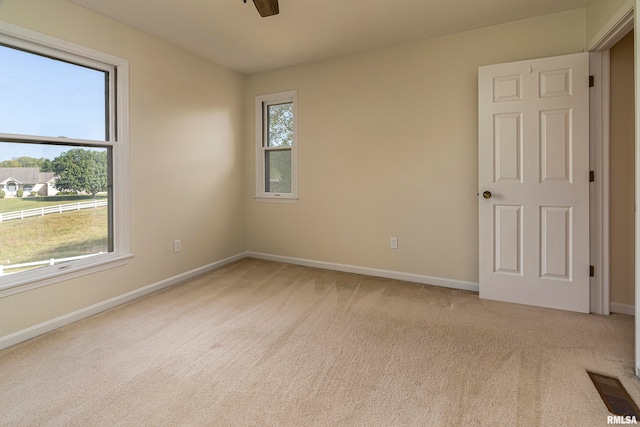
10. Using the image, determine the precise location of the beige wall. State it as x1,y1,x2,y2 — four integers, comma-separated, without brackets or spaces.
586,0,632,45
0,0,246,337
245,10,586,283
0,4,600,342
610,30,635,306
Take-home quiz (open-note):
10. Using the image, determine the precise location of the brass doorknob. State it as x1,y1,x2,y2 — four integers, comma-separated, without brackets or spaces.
482,191,492,199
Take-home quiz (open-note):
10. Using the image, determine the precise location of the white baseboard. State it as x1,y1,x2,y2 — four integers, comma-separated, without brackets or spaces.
0,251,481,351
4,248,629,352
246,251,480,293
610,302,635,316
0,252,247,351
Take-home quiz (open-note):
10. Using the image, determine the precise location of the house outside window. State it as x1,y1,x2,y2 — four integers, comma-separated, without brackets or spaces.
0,22,131,295
255,90,297,202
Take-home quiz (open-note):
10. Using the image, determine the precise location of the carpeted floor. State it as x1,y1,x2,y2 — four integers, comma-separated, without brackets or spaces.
0,258,637,426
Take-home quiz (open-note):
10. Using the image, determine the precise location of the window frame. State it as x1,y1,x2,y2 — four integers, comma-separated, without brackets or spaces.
255,90,298,203
0,21,131,298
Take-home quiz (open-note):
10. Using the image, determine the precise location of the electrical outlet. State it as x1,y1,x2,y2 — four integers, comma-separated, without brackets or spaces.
173,240,181,253
390,237,398,249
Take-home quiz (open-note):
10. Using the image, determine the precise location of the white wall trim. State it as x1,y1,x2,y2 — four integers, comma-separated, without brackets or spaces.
0,252,246,351
611,302,636,316
589,50,611,315
587,0,634,51
0,250,482,351
588,3,634,316
246,251,480,293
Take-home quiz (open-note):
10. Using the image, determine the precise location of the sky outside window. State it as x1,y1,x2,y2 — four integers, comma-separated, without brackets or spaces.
0,44,107,160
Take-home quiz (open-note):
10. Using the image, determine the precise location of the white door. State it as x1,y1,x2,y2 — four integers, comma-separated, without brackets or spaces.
478,52,590,313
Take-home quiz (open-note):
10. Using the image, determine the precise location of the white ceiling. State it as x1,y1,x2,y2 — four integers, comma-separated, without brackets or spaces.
68,0,590,74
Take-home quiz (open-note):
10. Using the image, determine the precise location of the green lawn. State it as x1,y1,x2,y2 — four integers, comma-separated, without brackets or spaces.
0,207,108,267
0,195,108,214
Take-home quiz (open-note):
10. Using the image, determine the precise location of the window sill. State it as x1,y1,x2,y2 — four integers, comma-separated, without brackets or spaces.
0,253,134,298
254,196,298,204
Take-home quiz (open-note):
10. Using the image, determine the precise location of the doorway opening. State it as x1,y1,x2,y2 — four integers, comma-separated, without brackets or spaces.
588,8,635,316
609,30,635,315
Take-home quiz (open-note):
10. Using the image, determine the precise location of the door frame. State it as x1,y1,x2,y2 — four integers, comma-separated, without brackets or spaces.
587,3,634,316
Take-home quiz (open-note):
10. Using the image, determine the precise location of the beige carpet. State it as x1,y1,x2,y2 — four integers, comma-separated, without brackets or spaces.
0,258,637,426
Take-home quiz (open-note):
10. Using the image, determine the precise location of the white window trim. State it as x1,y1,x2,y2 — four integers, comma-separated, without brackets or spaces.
255,90,298,203
0,21,132,298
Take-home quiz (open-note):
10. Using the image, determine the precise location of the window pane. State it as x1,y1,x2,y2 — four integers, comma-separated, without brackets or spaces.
265,149,291,193
0,45,107,140
267,102,293,147
0,142,111,276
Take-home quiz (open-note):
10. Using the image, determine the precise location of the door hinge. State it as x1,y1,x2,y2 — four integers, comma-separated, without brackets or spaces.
589,75,595,87
590,265,595,277
590,170,595,182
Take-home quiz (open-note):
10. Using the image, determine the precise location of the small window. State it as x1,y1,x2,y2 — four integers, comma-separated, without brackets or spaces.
255,90,297,202
0,22,131,295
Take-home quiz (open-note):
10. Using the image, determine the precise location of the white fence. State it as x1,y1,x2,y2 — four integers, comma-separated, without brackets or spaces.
0,200,108,223
0,252,105,276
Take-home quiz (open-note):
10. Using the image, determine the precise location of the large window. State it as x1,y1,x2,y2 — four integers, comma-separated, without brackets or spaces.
255,90,297,202
0,22,130,295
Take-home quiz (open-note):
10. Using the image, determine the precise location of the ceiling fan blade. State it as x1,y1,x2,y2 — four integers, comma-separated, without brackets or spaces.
253,0,279,17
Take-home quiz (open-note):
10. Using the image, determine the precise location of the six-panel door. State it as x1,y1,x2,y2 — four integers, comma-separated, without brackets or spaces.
478,53,590,313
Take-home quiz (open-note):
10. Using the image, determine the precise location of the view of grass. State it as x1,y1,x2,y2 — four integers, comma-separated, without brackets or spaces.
0,207,108,268
0,194,108,213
